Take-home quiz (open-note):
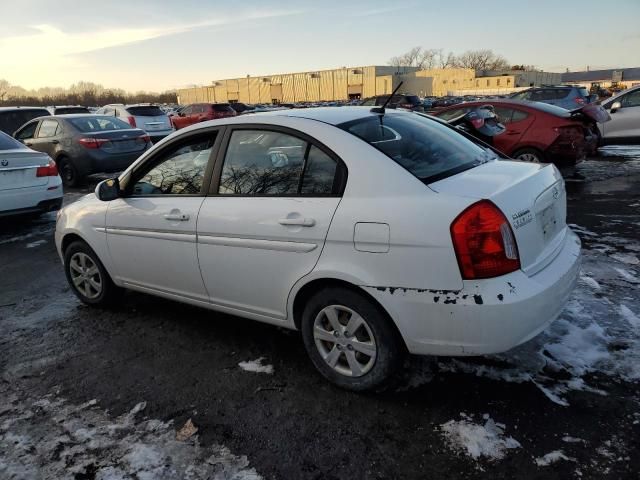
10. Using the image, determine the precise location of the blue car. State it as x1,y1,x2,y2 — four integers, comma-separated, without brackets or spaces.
510,85,596,110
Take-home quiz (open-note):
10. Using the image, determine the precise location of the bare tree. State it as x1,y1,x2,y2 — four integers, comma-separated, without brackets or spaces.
454,49,511,71
389,47,442,70
0,79,9,101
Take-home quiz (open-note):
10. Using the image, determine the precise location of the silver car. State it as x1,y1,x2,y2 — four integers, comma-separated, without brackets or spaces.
599,85,640,145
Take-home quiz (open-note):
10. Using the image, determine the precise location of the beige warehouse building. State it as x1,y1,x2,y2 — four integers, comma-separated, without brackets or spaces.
176,66,536,105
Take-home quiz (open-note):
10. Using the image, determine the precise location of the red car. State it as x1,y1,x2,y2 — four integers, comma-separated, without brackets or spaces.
171,103,236,130
433,100,605,164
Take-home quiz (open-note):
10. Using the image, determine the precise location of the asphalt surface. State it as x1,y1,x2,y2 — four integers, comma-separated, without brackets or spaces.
1,149,639,479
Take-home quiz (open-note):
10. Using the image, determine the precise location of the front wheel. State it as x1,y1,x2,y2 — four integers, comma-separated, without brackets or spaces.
513,148,545,163
64,241,122,307
301,287,405,391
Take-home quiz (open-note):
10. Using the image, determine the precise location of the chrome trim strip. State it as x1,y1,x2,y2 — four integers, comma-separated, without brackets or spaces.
0,165,40,172
106,227,196,243
198,233,317,253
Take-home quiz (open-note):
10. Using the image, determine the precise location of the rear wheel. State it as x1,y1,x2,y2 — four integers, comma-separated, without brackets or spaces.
58,157,82,187
300,287,405,391
64,240,122,307
513,148,544,163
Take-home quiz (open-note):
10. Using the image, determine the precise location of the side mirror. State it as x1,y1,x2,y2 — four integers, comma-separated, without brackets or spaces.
610,101,622,113
95,178,120,201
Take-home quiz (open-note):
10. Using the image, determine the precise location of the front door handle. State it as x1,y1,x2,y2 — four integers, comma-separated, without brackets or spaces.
164,213,190,221
24,141,33,146
278,217,316,227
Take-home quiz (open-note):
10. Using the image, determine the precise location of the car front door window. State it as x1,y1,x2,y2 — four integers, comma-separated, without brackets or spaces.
621,90,640,108
130,135,215,196
16,122,38,140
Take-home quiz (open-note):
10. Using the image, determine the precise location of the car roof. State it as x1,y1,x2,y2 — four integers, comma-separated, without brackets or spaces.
436,99,572,117
253,106,406,125
0,106,49,112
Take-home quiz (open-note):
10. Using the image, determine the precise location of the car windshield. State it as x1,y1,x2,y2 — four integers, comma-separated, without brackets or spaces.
339,113,495,184
0,130,27,150
126,106,164,116
70,116,134,132
56,107,90,115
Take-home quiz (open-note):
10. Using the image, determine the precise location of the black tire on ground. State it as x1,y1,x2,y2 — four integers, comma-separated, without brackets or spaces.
63,240,123,307
300,287,405,392
58,157,82,187
512,147,545,163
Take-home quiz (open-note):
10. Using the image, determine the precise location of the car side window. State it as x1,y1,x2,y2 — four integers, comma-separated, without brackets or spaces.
16,122,38,140
218,129,340,196
436,108,467,121
182,106,193,116
493,107,514,124
301,145,338,194
129,134,216,196
511,109,529,122
621,90,640,108
37,119,59,138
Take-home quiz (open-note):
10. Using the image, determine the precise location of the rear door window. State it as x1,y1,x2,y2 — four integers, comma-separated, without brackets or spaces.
213,104,234,113
126,106,165,117
37,119,60,138
218,129,340,195
340,113,494,184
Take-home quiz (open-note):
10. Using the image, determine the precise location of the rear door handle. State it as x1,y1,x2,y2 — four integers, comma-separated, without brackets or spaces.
24,141,33,146
164,213,190,221
278,217,316,227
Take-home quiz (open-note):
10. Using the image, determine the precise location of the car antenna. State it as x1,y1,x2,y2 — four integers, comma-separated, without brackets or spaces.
371,81,404,114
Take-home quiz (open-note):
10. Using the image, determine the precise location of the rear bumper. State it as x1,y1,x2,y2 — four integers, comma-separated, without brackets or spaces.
362,229,581,356
0,189,63,217
81,150,146,175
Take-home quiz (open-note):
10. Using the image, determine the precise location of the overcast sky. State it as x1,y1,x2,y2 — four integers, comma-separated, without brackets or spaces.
1,0,639,92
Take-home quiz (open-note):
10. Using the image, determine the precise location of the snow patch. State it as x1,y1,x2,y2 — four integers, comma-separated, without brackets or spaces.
238,357,274,374
611,253,639,265
440,413,521,461
619,305,640,330
0,387,262,479
579,274,600,289
25,239,47,248
614,267,639,283
535,450,573,466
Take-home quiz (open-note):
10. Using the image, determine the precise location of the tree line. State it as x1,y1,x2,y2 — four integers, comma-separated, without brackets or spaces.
388,47,536,72
0,80,177,107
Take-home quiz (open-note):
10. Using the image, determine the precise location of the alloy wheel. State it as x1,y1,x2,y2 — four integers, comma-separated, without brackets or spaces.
517,152,541,163
69,252,102,299
313,305,377,377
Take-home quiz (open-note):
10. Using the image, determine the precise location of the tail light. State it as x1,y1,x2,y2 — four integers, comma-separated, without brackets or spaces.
400,103,413,109
450,200,520,279
78,138,110,149
136,134,151,144
36,159,58,177
127,116,137,127
574,97,585,105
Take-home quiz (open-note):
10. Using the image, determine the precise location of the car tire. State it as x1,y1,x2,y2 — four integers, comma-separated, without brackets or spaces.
64,240,123,307
58,157,82,187
513,148,545,163
300,287,405,392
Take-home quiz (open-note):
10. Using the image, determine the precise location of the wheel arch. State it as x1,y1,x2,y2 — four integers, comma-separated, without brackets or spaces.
290,276,408,352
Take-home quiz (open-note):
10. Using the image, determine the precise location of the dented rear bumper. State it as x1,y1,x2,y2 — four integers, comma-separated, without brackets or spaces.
362,230,581,356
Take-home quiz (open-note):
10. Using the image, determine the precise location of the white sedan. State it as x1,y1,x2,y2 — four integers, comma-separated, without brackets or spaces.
0,131,62,217
55,107,580,391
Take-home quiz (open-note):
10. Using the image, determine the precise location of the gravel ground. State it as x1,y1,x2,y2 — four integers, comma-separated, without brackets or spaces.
1,149,639,480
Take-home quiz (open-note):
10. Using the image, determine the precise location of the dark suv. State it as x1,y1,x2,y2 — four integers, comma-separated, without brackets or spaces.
360,94,425,112
510,85,595,110
0,107,50,135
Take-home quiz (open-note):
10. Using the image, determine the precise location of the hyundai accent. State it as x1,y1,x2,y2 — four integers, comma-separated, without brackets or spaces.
55,107,581,391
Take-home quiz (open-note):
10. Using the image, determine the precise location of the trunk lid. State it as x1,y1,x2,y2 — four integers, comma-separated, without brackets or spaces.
430,159,567,275
0,149,51,191
85,129,149,154
569,103,611,124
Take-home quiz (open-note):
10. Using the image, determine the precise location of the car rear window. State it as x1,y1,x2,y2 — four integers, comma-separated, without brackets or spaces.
55,107,90,115
213,104,234,112
126,106,165,116
0,130,27,150
70,116,133,132
0,109,49,135
339,113,494,184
